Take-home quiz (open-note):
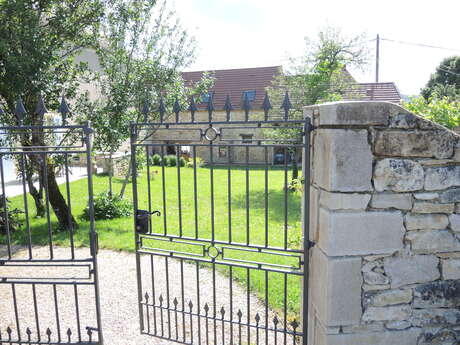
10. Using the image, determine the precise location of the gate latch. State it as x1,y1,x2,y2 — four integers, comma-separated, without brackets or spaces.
136,209,161,234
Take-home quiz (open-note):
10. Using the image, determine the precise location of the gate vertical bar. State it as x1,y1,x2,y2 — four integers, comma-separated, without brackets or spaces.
0,154,12,258
19,154,32,259
301,117,312,345
84,121,104,344
130,122,144,333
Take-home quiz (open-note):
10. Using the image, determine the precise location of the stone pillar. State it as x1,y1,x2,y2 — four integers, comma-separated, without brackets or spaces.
305,101,460,345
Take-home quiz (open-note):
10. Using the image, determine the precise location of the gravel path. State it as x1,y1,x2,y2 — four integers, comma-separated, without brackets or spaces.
1,247,292,345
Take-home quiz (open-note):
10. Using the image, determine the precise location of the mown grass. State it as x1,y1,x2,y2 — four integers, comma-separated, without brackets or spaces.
4,165,303,317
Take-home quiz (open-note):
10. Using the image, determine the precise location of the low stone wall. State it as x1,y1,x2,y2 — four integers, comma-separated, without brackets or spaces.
305,101,460,345
95,152,130,177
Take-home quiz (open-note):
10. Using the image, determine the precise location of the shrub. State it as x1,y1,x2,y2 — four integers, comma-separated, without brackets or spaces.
288,177,304,193
151,154,162,166
0,196,23,235
167,155,177,167
162,155,170,166
186,156,205,168
83,192,132,220
403,95,460,129
179,157,186,167
131,147,147,171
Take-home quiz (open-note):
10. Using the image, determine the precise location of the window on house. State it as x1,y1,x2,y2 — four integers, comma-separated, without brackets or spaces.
166,145,176,155
243,90,256,101
240,134,253,143
218,146,227,158
201,91,214,103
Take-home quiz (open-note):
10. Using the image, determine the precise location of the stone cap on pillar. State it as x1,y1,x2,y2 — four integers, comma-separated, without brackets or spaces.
303,101,456,131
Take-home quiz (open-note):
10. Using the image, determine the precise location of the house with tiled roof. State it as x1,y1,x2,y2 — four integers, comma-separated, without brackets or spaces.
343,82,401,103
181,66,402,111
173,66,402,164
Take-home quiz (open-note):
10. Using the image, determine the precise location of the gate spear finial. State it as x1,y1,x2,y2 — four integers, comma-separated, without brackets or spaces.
223,95,233,121
189,96,198,122
158,97,166,123
35,93,48,125
281,91,292,120
141,99,150,123
15,97,27,125
173,98,181,123
262,92,272,121
58,96,70,125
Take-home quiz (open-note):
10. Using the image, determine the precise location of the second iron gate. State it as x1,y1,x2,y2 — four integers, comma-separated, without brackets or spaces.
130,93,312,345
0,119,103,344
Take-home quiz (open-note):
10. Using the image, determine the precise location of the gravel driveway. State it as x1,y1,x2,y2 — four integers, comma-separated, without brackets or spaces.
1,247,291,345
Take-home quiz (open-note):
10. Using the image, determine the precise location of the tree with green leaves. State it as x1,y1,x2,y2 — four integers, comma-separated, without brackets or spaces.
403,95,460,130
421,56,460,100
0,0,105,228
266,28,369,181
0,0,208,227
83,0,213,197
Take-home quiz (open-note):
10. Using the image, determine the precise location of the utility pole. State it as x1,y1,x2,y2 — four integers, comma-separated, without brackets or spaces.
375,34,380,83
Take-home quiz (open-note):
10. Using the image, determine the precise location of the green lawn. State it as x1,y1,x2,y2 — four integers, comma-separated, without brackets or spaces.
4,166,303,317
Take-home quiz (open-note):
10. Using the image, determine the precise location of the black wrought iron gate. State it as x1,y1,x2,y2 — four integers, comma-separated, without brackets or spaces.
0,123,103,344
131,93,312,345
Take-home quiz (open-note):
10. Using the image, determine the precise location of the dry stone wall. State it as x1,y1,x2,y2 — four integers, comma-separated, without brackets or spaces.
305,101,460,345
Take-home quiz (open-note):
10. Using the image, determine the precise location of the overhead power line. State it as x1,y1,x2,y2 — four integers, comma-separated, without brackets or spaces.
380,38,460,53
374,35,460,82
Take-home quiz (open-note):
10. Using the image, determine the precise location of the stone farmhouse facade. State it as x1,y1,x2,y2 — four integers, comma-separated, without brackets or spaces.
151,66,403,165
151,66,282,165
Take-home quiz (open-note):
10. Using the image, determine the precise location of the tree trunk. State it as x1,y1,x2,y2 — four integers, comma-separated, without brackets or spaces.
27,127,77,230
291,148,299,180
118,156,132,199
45,161,78,230
108,152,113,196
25,169,45,217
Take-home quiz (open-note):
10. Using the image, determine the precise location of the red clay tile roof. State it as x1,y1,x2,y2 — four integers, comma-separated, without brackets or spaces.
182,66,281,110
344,82,401,103
182,67,401,108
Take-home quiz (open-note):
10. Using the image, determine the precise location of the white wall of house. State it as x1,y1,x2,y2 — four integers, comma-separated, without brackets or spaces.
2,158,16,183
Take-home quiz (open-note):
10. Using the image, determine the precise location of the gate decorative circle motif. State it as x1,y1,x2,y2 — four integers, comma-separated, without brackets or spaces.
207,246,220,258
204,126,219,142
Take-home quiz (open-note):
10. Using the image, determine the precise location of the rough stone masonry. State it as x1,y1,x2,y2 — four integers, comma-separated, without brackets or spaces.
304,101,460,345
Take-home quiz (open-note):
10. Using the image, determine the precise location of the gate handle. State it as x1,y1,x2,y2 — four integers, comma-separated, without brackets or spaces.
135,210,161,234
135,210,161,218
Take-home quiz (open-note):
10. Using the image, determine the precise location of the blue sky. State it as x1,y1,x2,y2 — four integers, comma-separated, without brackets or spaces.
175,0,460,96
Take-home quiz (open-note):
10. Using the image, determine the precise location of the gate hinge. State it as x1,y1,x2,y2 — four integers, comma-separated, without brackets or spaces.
303,124,316,135
90,232,99,256
95,232,99,253
307,240,316,249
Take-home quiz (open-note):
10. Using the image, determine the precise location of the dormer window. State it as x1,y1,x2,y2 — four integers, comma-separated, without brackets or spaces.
240,134,253,143
243,90,256,101
201,91,214,103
